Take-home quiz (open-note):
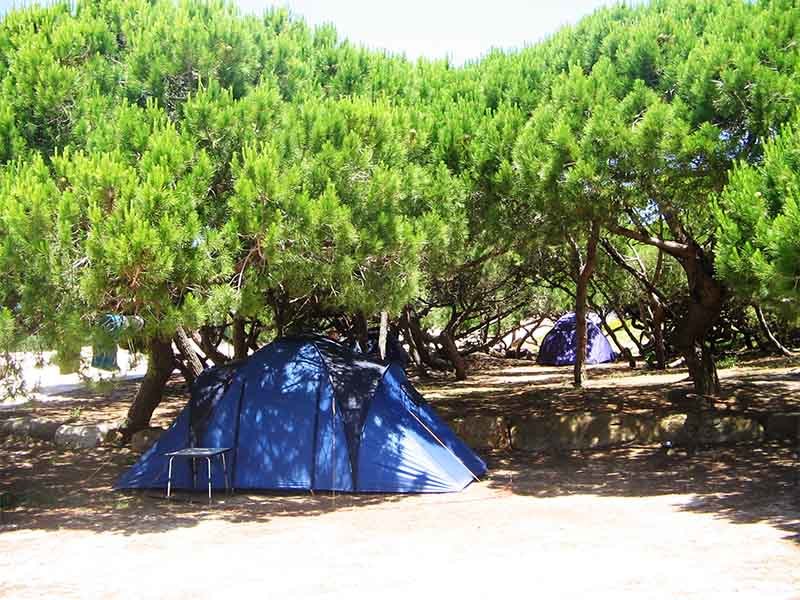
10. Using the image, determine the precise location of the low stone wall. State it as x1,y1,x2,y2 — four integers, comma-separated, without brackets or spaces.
449,416,511,450
0,417,118,449
1,409,795,453
53,423,117,449
447,410,780,452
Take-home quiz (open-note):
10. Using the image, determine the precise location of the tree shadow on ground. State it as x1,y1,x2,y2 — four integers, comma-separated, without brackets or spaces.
422,358,800,419
4,354,797,429
720,369,800,412
0,435,412,536
3,355,799,540
0,378,189,429
4,435,798,544
483,442,800,544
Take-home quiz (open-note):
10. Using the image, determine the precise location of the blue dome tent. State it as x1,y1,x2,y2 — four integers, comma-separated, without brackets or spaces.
536,313,616,366
117,336,485,493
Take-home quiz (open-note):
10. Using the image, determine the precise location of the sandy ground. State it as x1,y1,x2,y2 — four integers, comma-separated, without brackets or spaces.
3,496,799,600
4,354,799,427
2,356,800,599
2,445,800,600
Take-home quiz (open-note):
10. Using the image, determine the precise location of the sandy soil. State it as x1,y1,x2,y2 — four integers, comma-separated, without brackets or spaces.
4,354,799,426
2,441,799,600
2,357,800,599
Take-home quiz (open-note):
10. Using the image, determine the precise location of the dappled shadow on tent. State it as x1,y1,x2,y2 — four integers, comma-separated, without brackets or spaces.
311,338,385,487
536,313,614,366
228,344,323,490
117,336,483,494
483,444,800,545
539,326,579,365
1,338,485,534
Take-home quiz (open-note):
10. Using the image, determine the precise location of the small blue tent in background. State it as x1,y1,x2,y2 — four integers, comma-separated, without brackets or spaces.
117,336,485,493
536,313,616,366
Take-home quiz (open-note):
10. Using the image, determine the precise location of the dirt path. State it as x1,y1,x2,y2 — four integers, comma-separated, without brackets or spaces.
2,438,800,599
2,479,799,599
2,496,797,599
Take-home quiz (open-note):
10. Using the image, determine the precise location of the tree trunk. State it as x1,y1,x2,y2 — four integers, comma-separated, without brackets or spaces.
507,316,544,358
573,223,600,388
353,311,369,352
754,304,794,357
398,309,428,375
197,326,230,366
672,245,725,396
634,296,668,369
598,237,672,365
593,279,646,357
173,326,204,383
246,321,262,352
173,356,197,387
403,326,428,375
404,306,432,366
232,317,247,360
122,337,174,433
742,329,756,350
613,304,645,356
606,224,725,396
439,330,467,380
681,341,720,397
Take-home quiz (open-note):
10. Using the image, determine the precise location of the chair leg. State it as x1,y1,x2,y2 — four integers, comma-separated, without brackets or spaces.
221,452,230,495
167,456,174,499
207,457,212,502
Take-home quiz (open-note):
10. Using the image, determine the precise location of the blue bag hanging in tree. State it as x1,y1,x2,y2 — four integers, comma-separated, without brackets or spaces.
91,315,144,371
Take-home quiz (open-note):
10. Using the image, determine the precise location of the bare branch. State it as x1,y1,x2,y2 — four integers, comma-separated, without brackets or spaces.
599,238,675,314
606,223,690,258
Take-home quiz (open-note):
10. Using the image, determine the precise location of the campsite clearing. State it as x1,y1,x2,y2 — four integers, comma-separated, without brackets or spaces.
2,356,800,599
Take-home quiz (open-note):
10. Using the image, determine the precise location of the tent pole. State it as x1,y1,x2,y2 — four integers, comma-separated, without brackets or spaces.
406,407,482,483
308,343,343,497
332,380,336,502
230,380,246,493
310,383,322,491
